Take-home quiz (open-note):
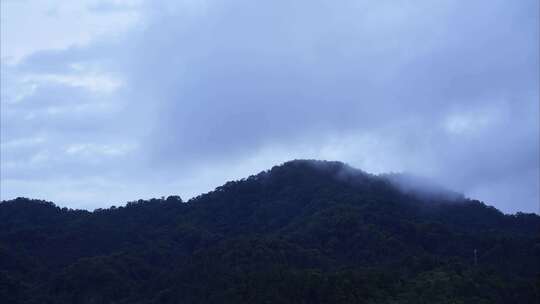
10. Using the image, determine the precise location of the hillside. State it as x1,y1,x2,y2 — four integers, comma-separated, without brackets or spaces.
1,160,539,303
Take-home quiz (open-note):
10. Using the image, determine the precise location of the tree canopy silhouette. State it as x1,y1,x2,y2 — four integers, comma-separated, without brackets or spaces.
1,160,539,303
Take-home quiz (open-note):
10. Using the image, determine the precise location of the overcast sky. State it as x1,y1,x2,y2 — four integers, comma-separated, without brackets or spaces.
1,0,538,213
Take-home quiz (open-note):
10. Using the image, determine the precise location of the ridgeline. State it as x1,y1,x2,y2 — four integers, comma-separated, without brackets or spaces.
1,160,539,303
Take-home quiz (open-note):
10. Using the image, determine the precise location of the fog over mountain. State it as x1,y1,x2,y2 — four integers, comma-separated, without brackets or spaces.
381,172,465,202
1,160,539,303
1,0,538,213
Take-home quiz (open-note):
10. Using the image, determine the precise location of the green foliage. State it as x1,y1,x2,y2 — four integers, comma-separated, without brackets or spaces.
1,160,538,303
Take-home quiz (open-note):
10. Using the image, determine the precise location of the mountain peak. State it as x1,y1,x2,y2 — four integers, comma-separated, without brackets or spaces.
278,159,357,172
268,159,369,182
2,160,539,303
276,160,463,203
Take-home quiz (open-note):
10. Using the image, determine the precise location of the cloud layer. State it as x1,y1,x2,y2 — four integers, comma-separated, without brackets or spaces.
1,0,538,213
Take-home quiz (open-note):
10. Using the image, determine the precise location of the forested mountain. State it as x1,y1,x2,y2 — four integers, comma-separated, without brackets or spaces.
1,160,539,303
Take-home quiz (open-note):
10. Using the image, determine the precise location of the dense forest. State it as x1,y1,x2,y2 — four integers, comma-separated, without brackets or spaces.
1,160,539,303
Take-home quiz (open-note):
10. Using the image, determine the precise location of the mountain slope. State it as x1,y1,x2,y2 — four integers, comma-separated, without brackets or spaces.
1,160,539,304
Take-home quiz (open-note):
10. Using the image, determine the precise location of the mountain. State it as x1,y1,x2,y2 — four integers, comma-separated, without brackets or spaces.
1,160,539,304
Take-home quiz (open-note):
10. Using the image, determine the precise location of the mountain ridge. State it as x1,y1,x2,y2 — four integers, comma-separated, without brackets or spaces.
1,159,539,303
0,159,524,214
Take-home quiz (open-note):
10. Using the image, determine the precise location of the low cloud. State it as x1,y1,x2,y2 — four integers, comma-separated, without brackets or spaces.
1,0,538,213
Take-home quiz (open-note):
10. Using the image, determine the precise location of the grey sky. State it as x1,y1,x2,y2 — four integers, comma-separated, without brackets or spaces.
1,0,538,213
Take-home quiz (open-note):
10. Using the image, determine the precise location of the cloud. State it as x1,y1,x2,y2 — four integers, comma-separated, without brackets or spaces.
1,0,538,213
0,0,142,63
